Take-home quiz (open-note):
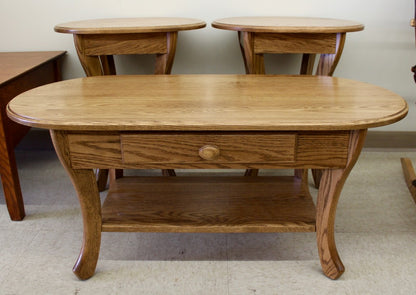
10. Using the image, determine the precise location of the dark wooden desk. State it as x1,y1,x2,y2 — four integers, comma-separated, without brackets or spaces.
0,51,66,220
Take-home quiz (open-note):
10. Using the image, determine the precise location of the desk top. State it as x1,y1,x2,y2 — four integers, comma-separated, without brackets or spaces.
54,17,206,34
7,75,407,131
0,51,66,86
212,16,364,33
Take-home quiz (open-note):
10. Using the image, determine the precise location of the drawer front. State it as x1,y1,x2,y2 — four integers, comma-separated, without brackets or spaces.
67,131,349,169
121,133,296,165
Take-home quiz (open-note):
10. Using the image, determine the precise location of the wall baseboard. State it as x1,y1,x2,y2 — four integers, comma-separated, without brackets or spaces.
364,131,416,149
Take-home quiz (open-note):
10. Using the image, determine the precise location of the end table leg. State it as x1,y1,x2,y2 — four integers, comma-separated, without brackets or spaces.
73,35,104,76
240,31,265,75
155,31,178,75
315,129,366,279
400,157,416,203
316,33,346,77
50,130,101,280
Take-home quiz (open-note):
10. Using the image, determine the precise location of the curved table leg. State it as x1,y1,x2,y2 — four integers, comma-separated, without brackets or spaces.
316,129,366,279
316,33,346,76
100,55,116,75
51,130,101,280
74,35,104,76
400,158,416,203
240,31,265,75
155,32,178,75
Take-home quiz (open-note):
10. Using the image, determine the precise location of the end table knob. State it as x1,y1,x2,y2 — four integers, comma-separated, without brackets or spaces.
199,145,220,160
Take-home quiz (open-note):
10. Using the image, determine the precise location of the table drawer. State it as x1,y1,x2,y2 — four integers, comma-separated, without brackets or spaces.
121,133,296,165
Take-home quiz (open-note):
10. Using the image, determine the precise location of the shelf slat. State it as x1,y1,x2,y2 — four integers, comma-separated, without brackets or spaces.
102,176,316,233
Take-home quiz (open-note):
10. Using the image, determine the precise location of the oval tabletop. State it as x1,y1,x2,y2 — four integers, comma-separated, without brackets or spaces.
212,16,364,33
7,75,407,131
54,17,206,34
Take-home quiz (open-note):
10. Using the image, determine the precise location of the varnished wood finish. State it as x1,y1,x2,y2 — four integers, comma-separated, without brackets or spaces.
212,16,363,76
401,158,416,204
316,33,346,77
254,33,337,54
0,51,65,220
65,131,349,169
50,130,101,280
102,176,316,233
7,75,407,131
56,17,205,76
316,129,366,279
55,17,206,34
58,18,203,181
212,17,364,33
121,133,296,166
7,75,407,280
213,17,363,179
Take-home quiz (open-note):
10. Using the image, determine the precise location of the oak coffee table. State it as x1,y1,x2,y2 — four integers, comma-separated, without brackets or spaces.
7,75,407,280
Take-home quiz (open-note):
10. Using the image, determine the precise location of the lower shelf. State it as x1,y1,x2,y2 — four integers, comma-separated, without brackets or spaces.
101,176,316,233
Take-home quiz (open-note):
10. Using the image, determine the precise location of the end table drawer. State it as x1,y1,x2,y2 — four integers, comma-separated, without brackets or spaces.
121,133,296,165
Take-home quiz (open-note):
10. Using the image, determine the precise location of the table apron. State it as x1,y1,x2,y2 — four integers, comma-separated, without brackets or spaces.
63,131,351,169
78,33,168,55
254,33,337,54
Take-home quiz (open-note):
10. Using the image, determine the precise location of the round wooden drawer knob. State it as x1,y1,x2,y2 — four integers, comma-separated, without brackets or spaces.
199,145,220,160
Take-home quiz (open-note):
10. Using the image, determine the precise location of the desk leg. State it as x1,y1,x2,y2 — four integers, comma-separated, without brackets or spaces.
0,114,25,220
51,130,101,280
316,129,366,279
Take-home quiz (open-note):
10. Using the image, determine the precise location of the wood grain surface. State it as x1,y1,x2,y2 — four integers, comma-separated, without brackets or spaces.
101,176,316,233
212,16,364,33
66,131,350,169
54,17,206,34
7,75,407,131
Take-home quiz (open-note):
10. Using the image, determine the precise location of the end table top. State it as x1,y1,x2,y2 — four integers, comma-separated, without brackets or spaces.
54,17,206,34
7,75,407,131
212,16,364,33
